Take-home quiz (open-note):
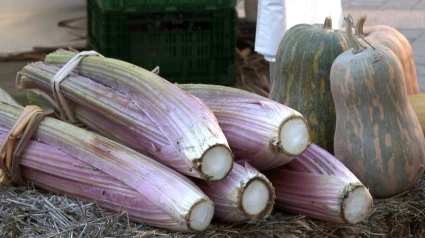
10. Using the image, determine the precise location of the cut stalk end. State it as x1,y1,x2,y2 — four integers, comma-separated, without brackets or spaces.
279,116,310,156
188,199,215,231
200,145,233,181
343,185,373,224
241,177,274,218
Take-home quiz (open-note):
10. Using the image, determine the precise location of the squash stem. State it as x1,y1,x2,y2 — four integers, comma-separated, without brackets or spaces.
355,15,367,36
323,17,332,30
344,14,367,54
353,15,376,50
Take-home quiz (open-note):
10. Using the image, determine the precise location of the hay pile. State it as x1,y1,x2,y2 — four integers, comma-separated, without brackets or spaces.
234,46,270,98
234,23,270,98
1,175,424,237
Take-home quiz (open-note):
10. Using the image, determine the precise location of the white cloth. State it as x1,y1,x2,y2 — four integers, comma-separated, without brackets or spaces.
255,0,344,62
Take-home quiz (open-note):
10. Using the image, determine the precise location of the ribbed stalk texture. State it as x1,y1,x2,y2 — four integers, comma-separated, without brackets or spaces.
265,144,373,224
196,162,275,222
0,100,214,231
179,84,311,171
18,58,233,181
0,129,202,231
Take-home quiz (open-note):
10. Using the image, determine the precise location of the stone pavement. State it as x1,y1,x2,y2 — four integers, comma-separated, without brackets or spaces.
342,0,425,91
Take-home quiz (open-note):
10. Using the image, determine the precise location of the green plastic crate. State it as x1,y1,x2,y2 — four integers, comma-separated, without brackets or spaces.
95,0,236,12
87,0,236,85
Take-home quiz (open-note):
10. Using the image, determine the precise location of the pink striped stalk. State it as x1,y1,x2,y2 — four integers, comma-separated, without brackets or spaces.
20,68,185,170
0,101,214,232
178,84,311,171
18,58,233,181
13,91,277,224
265,144,373,224
0,130,197,231
196,162,275,222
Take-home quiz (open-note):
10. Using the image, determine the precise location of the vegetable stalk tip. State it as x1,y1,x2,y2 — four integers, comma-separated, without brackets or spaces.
188,199,215,231
241,178,274,217
200,145,233,181
343,185,373,224
279,116,311,155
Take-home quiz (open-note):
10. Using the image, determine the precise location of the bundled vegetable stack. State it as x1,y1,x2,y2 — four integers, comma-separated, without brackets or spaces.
3,45,371,231
14,49,372,229
0,49,286,229
0,89,215,232
19,50,234,182
17,51,285,224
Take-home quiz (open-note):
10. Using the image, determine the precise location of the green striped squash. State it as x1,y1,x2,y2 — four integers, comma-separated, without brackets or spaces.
269,17,349,154
330,15,425,198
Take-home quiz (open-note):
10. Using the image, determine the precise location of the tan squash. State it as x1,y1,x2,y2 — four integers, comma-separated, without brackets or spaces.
331,15,425,198
355,16,419,94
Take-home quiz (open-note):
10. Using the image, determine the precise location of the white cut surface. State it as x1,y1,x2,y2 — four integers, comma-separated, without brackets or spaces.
189,200,214,231
279,117,310,155
242,179,270,216
201,145,233,181
344,186,373,224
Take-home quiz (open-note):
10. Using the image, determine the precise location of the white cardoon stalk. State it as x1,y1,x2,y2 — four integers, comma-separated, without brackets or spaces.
265,144,373,224
19,55,234,181
179,84,311,171
196,162,275,222
0,101,214,231
0,129,210,231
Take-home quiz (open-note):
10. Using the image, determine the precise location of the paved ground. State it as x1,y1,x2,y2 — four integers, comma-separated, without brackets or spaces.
342,0,425,91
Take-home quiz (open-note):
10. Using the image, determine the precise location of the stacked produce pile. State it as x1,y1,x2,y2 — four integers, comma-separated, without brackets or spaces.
1,14,425,237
